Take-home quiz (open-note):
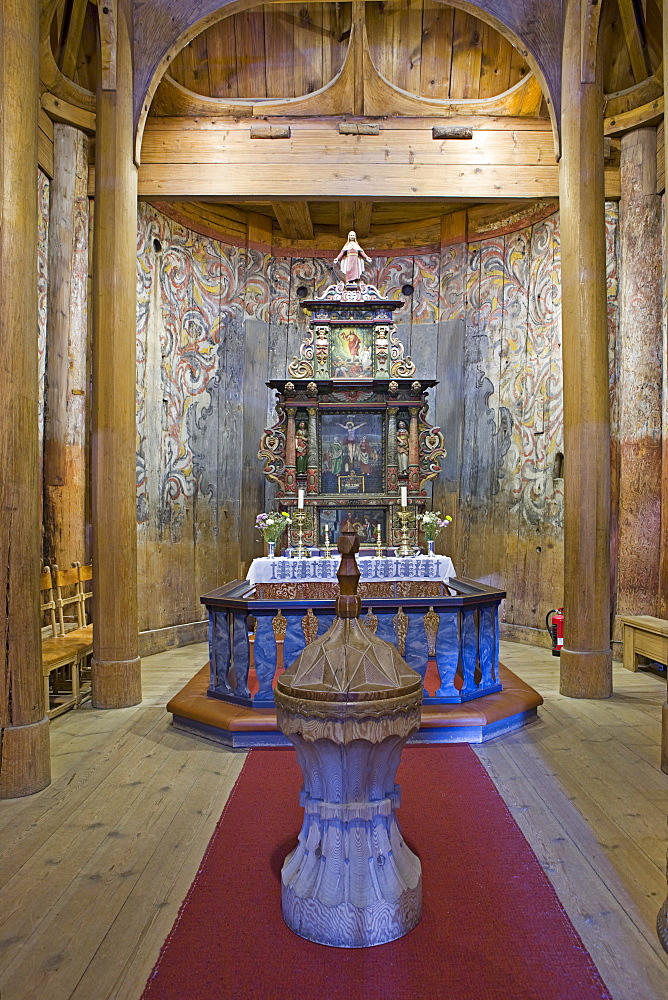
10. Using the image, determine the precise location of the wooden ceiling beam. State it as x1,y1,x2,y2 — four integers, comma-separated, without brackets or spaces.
111,159,621,201
353,200,372,239
59,0,89,81
273,201,314,240
339,200,355,238
617,0,652,84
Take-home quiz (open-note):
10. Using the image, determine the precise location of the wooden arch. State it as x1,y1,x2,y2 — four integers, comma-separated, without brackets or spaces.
133,0,563,161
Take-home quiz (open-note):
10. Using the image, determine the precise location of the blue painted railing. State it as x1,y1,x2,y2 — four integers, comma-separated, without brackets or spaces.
202,577,505,709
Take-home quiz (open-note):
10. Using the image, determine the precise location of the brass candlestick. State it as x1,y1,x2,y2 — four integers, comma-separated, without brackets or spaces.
396,507,414,558
322,523,333,558
375,523,384,558
292,508,310,558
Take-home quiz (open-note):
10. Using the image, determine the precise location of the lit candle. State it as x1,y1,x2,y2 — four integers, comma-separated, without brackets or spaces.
298,488,304,509
400,486,407,507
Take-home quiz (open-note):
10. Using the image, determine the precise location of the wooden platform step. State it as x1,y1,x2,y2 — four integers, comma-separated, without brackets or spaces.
167,663,544,748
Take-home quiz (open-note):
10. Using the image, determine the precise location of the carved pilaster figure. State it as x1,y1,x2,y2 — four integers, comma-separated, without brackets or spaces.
295,419,308,476
397,418,409,477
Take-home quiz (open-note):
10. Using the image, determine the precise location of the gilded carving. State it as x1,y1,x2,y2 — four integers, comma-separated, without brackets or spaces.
272,610,288,640
393,607,409,656
302,608,319,645
424,607,440,656
363,608,379,633
258,407,287,487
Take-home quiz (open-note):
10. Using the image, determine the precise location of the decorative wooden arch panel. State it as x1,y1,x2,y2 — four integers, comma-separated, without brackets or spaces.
133,0,563,160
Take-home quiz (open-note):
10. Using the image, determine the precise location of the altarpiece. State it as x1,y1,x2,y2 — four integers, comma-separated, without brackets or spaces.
258,279,446,559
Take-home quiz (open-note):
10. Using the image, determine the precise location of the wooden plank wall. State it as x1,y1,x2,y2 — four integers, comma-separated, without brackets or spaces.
134,202,625,639
168,2,530,103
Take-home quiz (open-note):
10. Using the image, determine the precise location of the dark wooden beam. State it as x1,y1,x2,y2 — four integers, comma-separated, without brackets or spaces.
59,0,89,81
618,0,652,84
273,201,314,240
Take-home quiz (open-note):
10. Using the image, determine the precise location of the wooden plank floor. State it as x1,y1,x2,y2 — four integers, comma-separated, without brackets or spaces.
0,641,666,999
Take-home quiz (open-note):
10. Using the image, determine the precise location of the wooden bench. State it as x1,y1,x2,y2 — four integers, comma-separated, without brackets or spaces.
619,615,668,672
40,567,81,718
40,564,94,718
619,615,668,774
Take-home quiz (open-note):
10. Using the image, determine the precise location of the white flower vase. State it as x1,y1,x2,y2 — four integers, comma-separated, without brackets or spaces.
267,540,276,559
427,539,435,556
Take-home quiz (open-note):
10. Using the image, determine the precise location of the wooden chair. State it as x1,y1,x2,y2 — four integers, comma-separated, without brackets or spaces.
40,567,81,718
52,563,93,705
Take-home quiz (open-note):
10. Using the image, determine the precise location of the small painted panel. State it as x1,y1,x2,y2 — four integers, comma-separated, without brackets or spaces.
283,613,307,669
316,613,336,636
253,613,277,701
478,605,499,687
231,612,251,699
404,613,429,685
434,611,460,700
330,326,374,377
460,608,479,695
318,507,387,545
375,611,397,646
320,412,384,495
210,611,232,696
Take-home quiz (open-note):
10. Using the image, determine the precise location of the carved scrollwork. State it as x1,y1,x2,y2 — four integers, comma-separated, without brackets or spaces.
288,328,315,378
258,408,287,488
391,358,416,378
419,425,446,489
388,327,416,377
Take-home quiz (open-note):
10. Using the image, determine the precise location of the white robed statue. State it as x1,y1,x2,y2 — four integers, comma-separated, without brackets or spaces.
334,230,372,283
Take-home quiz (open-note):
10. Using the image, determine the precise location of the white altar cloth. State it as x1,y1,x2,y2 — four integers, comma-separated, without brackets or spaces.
246,554,456,586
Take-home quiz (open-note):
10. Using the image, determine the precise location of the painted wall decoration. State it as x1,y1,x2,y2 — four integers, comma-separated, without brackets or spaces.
135,203,620,636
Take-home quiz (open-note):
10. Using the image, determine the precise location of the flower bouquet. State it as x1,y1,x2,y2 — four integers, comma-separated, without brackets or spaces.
255,511,292,557
417,510,452,554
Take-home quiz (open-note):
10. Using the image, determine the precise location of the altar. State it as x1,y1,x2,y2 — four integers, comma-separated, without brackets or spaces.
247,554,456,599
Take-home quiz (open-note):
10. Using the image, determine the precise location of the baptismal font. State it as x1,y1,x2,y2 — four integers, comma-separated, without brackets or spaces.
275,524,423,947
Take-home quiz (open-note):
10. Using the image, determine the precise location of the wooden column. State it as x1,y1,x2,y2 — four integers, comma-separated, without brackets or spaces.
306,405,319,493
0,0,51,797
558,0,612,698
659,5,668,949
408,407,420,493
285,407,297,495
386,407,398,493
44,125,89,568
616,129,662,621
91,0,141,708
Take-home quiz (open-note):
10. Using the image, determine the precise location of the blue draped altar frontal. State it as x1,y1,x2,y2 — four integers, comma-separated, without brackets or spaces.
202,575,505,710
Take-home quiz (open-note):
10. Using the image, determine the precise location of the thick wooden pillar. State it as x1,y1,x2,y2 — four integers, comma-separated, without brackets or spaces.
44,125,89,568
0,0,51,797
558,0,612,698
91,0,141,708
616,129,662,620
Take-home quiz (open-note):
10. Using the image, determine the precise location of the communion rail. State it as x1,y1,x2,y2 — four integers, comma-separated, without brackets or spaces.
202,577,505,709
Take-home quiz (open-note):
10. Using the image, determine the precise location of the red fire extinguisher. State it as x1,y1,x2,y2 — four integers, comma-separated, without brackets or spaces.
546,608,564,657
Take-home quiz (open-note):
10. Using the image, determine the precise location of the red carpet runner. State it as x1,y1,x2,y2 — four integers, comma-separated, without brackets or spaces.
142,746,611,1000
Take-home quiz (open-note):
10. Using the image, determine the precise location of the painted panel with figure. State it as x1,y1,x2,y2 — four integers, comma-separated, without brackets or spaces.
320,412,384,495
330,327,374,377
319,507,387,545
